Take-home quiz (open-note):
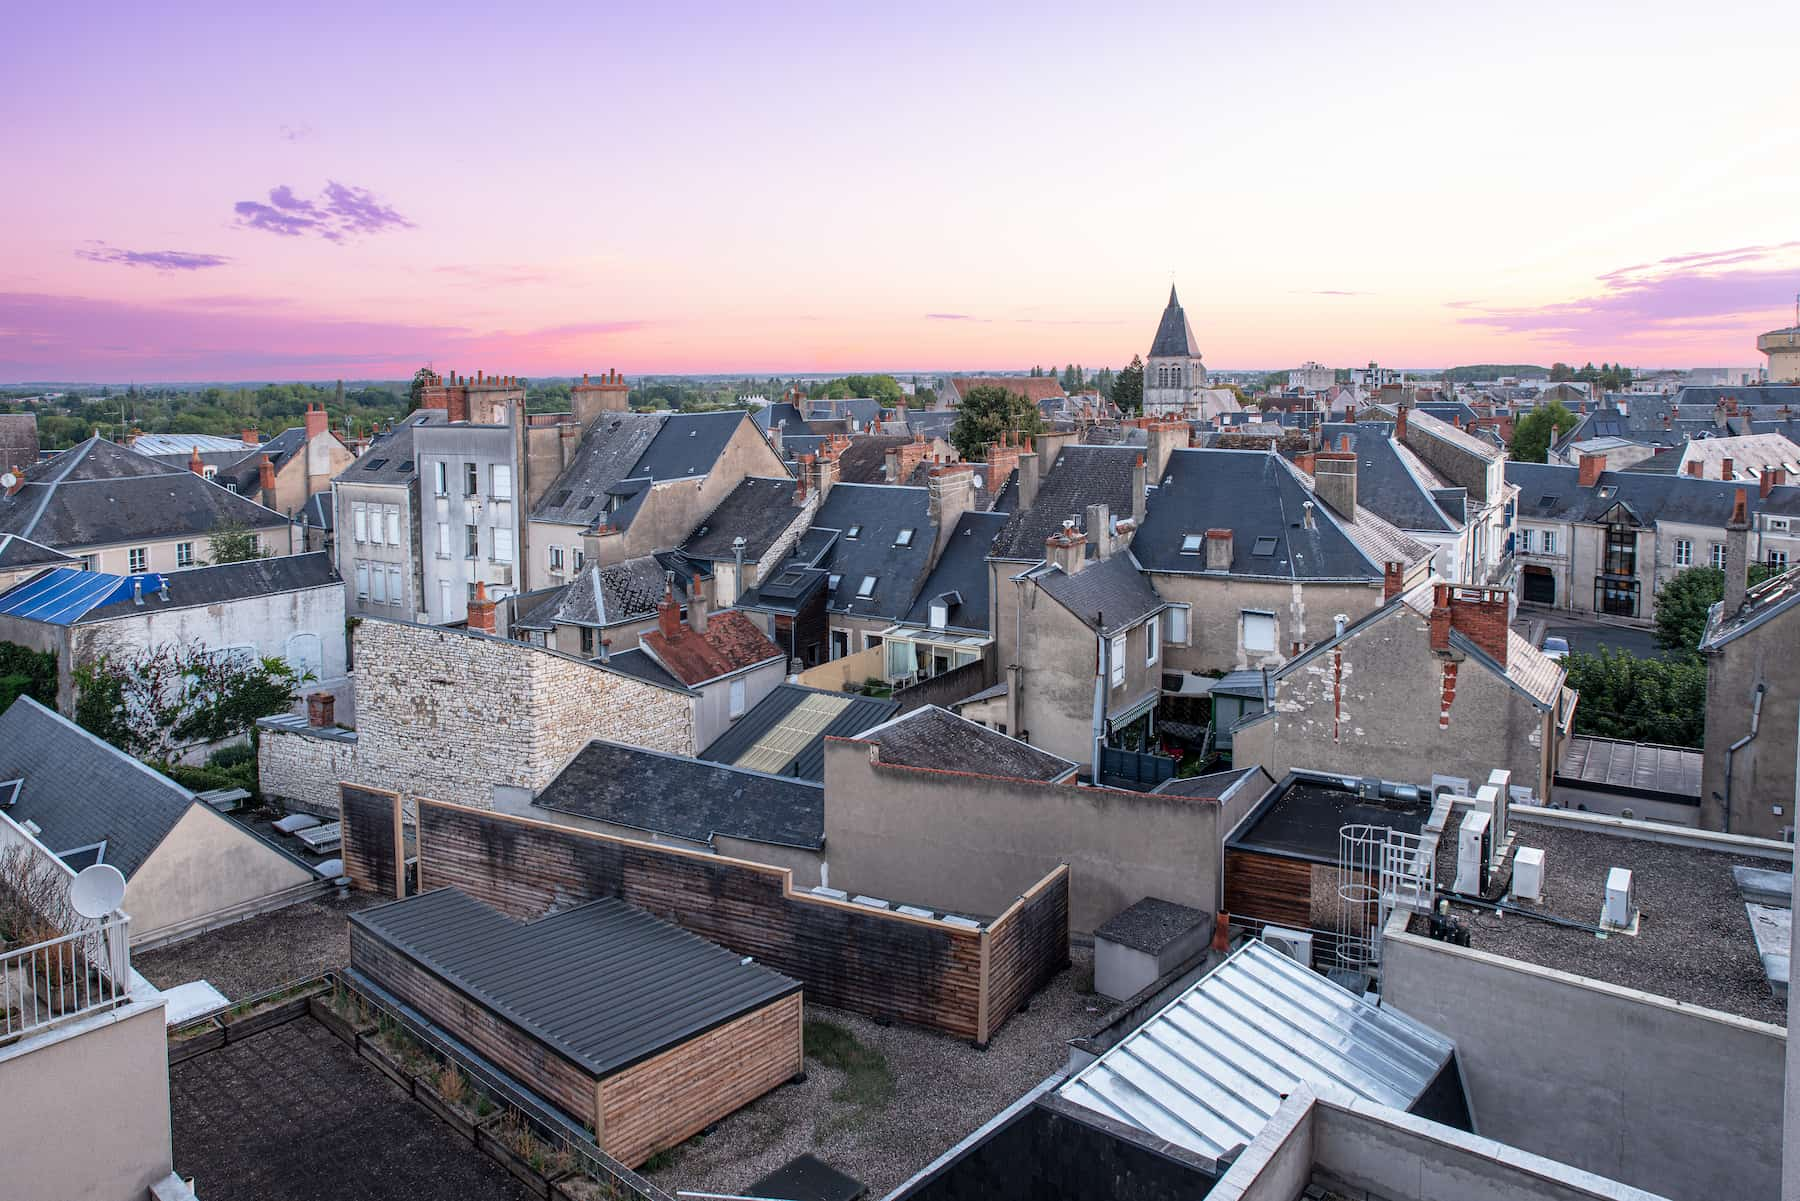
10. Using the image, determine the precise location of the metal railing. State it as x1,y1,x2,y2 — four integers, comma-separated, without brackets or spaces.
0,914,132,1043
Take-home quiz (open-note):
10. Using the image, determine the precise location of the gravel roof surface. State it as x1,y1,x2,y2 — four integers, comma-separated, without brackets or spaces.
1416,818,1789,1025
171,1018,534,1201
136,890,385,1000
645,948,1100,1199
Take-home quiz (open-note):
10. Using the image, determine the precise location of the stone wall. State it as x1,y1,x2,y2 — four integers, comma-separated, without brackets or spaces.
257,723,360,817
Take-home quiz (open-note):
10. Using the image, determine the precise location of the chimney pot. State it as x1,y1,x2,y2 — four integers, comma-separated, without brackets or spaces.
306,691,336,728
1687,460,1703,478
656,574,682,639
466,582,497,634
1383,561,1406,601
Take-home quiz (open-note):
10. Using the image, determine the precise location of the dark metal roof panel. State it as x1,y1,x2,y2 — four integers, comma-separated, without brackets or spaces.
696,683,898,782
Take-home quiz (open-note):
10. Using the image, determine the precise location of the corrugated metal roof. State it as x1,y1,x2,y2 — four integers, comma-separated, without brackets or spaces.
0,567,166,625
1058,941,1452,1159
1558,735,1702,799
352,888,799,1077
697,683,898,781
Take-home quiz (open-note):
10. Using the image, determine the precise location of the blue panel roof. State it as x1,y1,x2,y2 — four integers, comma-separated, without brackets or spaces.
0,567,167,625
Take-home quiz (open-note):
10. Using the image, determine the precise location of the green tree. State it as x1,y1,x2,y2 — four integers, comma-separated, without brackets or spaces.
74,641,306,763
1112,356,1145,415
1561,649,1708,748
947,384,1048,461
1549,362,1573,382
1508,400,1580,463
206,519,270,565
408,366,435,410
1654,564,1776,654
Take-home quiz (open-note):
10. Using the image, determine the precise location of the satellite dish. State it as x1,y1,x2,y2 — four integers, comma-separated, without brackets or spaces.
0,472,17,490
70,863,126,920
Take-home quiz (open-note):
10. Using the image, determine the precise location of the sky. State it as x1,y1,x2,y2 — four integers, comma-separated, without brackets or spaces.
5,0,1800,383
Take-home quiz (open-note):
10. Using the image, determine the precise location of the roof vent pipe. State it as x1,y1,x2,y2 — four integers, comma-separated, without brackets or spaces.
132,577,144,605
1334,613,1348,638
1302,500,1316,530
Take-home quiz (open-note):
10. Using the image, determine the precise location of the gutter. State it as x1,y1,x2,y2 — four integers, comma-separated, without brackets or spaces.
1721,682,1766,835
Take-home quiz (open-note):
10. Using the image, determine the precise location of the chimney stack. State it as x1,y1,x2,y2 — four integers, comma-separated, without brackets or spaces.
188,446,204,475
304,403,328,442
1204,528,1233,572
1720,457,1735,482
792,460,811,509
466,582,497,633
1384,560,1406,601
1762,467,1786,499
306,691,336,728
657,574,682,639
1313,450,1357,517
5,465,24,497
1085,502,1113,559
242,428,259,447
1018,444,1042,511
1428,583,1510,666
689,575,709,634
1395,404,1409,440
929,464,977,561
1724,488,1750,617
1045,520,1087,575
1578,452,1606,488
259,453,277,507
1687,460,1704,479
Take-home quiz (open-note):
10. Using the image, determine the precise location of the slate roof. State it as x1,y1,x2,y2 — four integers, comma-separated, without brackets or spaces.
0,436,290,549
72,552,337,624
640,610,784,686
298,491,333,531
1700,564,1800,651
536,739,824,849
697,683,898,782
1317,423,1458,533
1507,461,1800,525
1035,554,1166,636
351,887,800,1076
753,402,809,433
831,435,914,485
805,397,884,429
1147,285,1202,359
900,511,1006,633
511,554,698,631
1394,585,1565,707
533,411,751,530
1134,449,1429,581
808,483,936,620
850,705,1077,781
1151,766,1267,800
681,476,805,562
0,533,75,571
0,696,196,877
598,647,687,691
900,410,958,439
1094,897,1213,954
343,409,446,485
991,445,1142,560
214,426,312,493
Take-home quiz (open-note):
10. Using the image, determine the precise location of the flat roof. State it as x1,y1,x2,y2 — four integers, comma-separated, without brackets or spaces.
1419,815,1789,1024
1557,735,1701,802
352,888,800,1076
1230,774,1433,864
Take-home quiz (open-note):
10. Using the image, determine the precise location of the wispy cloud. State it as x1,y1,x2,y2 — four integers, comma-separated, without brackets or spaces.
1293,289,1367,297
233,181,415,242
1458,242,1800,343
75,243,231,271
926,312,984,322
279,122,315,142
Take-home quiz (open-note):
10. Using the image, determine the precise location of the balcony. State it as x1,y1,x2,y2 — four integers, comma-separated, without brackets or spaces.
0,914,132,1046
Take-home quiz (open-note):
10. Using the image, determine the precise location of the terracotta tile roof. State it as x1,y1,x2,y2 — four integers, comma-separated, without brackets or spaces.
950,376,1067,404
640,609,782,686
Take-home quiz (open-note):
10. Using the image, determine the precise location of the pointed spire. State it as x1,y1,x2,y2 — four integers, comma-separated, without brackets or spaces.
1168,283,1179,307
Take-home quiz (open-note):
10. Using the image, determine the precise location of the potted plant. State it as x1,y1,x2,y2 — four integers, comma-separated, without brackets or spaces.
310,983,375,1047
358,1014,426,1093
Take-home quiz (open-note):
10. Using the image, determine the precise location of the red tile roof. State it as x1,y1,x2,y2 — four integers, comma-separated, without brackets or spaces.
951,377,1067,403
641,609,783,686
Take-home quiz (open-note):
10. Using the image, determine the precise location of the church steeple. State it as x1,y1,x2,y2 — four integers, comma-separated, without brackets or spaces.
1149,284,1201,360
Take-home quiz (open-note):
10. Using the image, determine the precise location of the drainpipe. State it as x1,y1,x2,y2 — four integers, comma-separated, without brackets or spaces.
1722,682,1766,834
1092,619,1108,783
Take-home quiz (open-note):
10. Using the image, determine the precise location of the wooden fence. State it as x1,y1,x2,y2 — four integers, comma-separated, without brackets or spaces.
342,784,403,898
338,786,1068,1045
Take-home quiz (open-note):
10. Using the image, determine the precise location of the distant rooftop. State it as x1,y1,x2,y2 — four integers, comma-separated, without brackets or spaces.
850,705,1078,782
1229,772,1434,865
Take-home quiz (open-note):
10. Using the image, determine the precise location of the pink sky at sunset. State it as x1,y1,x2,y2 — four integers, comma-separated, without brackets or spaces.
4,0,1800,382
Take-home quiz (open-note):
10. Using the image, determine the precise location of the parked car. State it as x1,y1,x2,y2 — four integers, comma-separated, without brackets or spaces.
1540,635,1569,661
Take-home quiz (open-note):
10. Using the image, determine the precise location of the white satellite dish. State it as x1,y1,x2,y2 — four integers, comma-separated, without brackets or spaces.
0,472,17,491
70,863,126,920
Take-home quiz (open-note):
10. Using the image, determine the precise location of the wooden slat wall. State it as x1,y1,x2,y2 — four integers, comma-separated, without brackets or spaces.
597,993,803,1168
1223,849,1313,931
341,785,400,898
409,798,989,1041
349,925,600,1125
979,865,1071,1044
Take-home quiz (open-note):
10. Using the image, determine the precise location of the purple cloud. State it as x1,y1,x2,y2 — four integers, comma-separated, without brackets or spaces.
233,181,415,242
926,312,983,321
1458,244,1800,343
75,243,231,271
279,123,315,142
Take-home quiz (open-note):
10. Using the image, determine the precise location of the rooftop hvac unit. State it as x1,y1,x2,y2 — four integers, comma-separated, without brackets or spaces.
1512,846,1545,902
1262,926,1314,968
1603,868,1635,929
1453,810,1490,895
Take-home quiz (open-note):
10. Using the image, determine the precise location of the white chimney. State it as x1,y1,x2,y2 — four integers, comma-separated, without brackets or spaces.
1512,847,1545,902
1454,810,1490,894
1604,868,1635,929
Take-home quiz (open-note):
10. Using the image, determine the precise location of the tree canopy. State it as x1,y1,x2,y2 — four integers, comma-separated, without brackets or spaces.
1112,356,1144,415
75,641,306,763
1560,649,1707,748
1654,564,1775,654
947,384,1047,461
1509,400,1580,463
206,520,270,565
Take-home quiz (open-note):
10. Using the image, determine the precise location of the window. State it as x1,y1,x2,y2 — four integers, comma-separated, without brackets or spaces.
573,547,585,570
1110,635,1126,687
729,677,747,718
1674,538,1692,567
385,505,400,546
370,564,387,604
1603,525,1636,578
1769,517,1792,533
386,565,402,606
1180,533,1204,555
856,575,877,598
1146,616,1160,666
353,502,368,543
466,524,480,559
354,561,370,600
433,461,448,496
845,525,862,539
492,527,514,564
438,579,452,618
1519,529,1533,553
1166,604,1190,645
1242,610,1277,654
549,545,565,572
176,541,194,568
894,528,915,547
828,573,842,591
128,547,148,574
464,462,479,496
1769,550,1789,572
437,522,451,557
1541,530,1557,555
247,533,259,555
492,464,513,500
1710,542,1727,570
202,465,217,480
579,627,595,657
1251,536,1278,556
79,555,96,572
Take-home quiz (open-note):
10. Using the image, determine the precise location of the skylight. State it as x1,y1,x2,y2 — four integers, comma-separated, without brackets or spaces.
1252,536,1278,556
828,573,842,590
1538,495,1558,506
856,575,878,598
364,458,388,471
846,525,862,539
1180,534,1204,554
895,528,915,547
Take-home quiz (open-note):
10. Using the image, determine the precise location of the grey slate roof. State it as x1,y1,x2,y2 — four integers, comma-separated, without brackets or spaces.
344,409,446,485
536,739,821,848
753,402,809,433
809,483,936,620
1148,285,1202,359
697,683,898,782
851,705,1076,781
534,410,751,530
1134,449,1426,580
1151,765,1266,800
214,426,311,493
991,445,1142,560
1701,564,1800,651
0,436,291,549
74,551,337,624
900,511,1007,633
1507,461,1800,526
1035,554,1166,636
511,554,698,631
0,533,75,571
598,647,688,692
1318,422,1458,533
1094,896,1212,954
298,491,333,531
351,887,800,1076
681,476,805,562
0,696,195,877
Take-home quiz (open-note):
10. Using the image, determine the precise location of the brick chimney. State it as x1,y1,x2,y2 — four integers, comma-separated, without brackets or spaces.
1724,488,1750,617
1204,528,1233,571
1428,583,1510,666
1395,403,1409,440
467,582,497,633
1045,521,1086,574
656,574,682,638
188,446,204,475
981,437,1021,495
1085,502,1113,558
792,460,810,508
1762,467,1787,499
1686,460,1703,479
1384,560,1406,601
929,464,977,561
1720,457,1734,482
1578,452,1606,488
1313,451,1357,518
242,428,258,447
304,403,328,441
810,443,839,500
306,691,336,728
259,453,277,507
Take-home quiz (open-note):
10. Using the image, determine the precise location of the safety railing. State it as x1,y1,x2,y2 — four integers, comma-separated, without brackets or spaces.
0,914,132,1044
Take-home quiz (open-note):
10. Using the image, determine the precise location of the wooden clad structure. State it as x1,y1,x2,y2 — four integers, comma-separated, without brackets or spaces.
350,887,803,1167
342,783,403,897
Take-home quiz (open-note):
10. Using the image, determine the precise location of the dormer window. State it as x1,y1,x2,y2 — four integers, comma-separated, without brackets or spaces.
894,528,915,547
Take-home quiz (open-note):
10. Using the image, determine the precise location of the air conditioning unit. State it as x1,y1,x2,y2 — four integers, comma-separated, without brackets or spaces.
1262,926,1314,968
1603,867,1635,929
1512,846,1545,902
494,565,513,586
1454,810,1490,894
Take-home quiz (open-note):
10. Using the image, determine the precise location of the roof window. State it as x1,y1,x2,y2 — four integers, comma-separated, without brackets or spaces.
857,575,878,598
895,528,915,547
1252,536,1278,556
364,458,388,471
846,525,862,539
1180,534,1204,554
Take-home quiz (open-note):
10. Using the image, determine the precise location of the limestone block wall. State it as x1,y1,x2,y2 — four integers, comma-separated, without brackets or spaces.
257,724,360,818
